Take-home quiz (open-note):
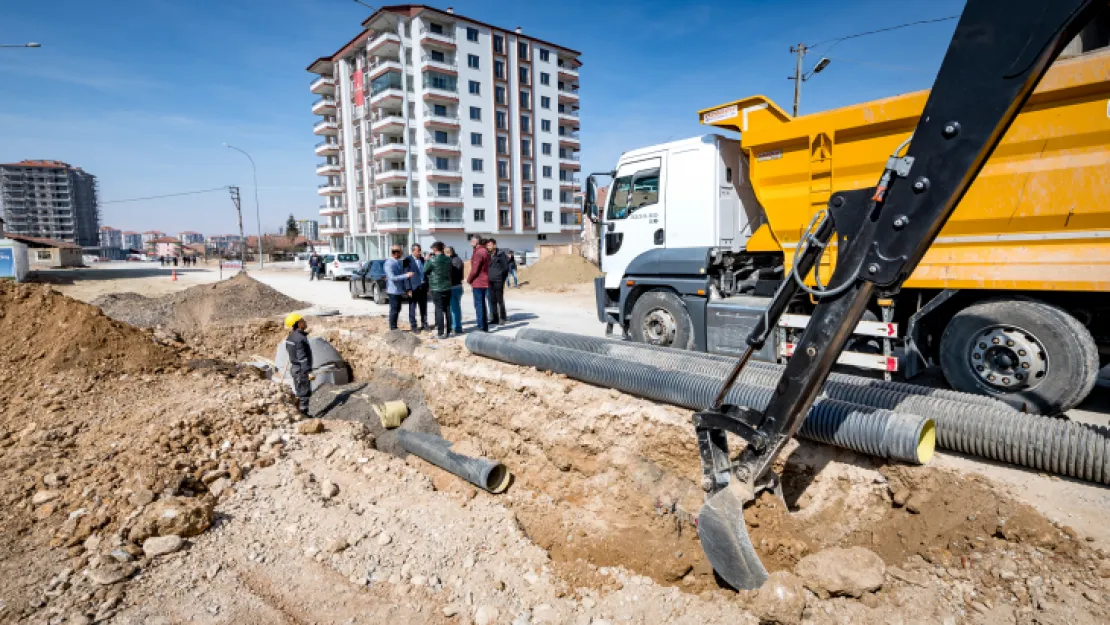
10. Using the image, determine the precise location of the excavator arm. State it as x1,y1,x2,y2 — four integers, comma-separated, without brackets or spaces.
696,0,1102,590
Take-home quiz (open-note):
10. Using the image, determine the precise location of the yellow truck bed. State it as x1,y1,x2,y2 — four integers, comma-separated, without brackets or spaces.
701,49,1110,292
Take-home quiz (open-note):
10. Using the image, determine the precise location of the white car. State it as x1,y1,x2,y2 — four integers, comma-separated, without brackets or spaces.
326,253,361,280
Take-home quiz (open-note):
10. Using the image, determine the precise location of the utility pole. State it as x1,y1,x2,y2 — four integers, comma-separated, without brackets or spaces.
229,186,246,270
790,43,807,117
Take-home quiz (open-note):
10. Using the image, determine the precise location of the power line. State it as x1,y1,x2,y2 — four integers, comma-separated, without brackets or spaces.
101,186,230,204
809,15,960,51
824,56,935,74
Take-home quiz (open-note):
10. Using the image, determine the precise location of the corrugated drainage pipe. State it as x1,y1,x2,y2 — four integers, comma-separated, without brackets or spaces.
465,333,934,465
396,430,511,493
516,328,1013,411
512,330,1110,485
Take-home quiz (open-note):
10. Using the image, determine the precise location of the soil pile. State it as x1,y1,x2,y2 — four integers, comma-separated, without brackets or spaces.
92,273,307,333
517,254,599,290
0,282,173,378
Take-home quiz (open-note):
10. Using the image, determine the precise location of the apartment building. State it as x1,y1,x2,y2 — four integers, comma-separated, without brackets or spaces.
99,226,123,249
140,231,165,246
0,160,100,247
122,231,142,250
308,4,582,258
297,219,320,241
179,231,205,245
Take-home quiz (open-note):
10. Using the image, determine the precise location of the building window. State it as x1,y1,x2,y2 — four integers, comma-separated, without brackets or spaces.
523,163,533,181
494,60,505,80
520,91,531,108
495,110,507,130
434,129,449,143
435,182,451,197
540,49,550,62
473,183,485,197
537,234,548,241
471,132,483,146
433,103,448,116
498,185,510,202
541,95,550,109
542,142,552,155
521,115,531,132
431,49,447,62
540,72,550,86
468,54,480,69
523,186,534,204
521,138,532,156
543,188,553,201
495,85,506,105
471,158,484,171
544,211,553,223
497,160,508,179
519,67,529,84
430,22,444,35
541,119,551,132
468,80,481,95
542,165,552,178
36,250,53,261
470,106,481,120
435,156,450,170
518,41,529,59
467,27,479,42
493,34,504,54
474,208,486,221
497,135,508,155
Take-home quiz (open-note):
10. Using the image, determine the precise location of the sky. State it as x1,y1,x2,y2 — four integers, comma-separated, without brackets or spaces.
0,0,967,236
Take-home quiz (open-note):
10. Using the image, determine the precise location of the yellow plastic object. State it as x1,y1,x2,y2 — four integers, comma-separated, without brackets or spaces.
374,400,409,429
917,420,936,465
700,49,1110,293
284,312,304,329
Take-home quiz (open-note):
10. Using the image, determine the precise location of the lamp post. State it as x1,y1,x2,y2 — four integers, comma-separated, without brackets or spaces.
0,43,40,48
224,143,264,269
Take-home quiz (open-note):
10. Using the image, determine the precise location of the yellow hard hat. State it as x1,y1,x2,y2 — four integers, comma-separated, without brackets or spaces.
284,313,304,329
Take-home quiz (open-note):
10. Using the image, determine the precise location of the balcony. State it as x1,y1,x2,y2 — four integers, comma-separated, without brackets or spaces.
313,120,339,135
559,176,581,189
557,63,580,79
422,85,459,103
420,29,456,49
374,167,408,183
316,162,343,175
560,198,579,209
320,225,347,237
373,140,409,157
558,87,580,102
367,59,404,81
558,133,580,147
429,207,464,227
317,183,344,196
559,154,581,169
371,113,408,132
312,97,336,115
420,55,458,74
310,76,335,94
370,87,405,106
427,189,463,206
423,111,460,129
558,108,580,124
367,31,403,56
425,140,461,156
425,164,462,182
560,211,583,228
319,205,346,216
376,208,411,228
375,190,411,208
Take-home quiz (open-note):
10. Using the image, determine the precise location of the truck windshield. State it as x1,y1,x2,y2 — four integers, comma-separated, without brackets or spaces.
607,168,659,220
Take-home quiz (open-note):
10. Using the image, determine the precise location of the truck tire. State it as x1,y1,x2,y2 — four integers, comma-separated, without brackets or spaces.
629,290,696,350
372,282,386,305
939,299,1098,414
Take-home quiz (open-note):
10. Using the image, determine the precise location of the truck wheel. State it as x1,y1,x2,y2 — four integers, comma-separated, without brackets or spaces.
629,290,695,350
939,299,1098,414
372,283,386,305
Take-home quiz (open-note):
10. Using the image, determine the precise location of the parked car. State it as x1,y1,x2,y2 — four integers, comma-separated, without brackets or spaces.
349,259,391,304
326,253,361,280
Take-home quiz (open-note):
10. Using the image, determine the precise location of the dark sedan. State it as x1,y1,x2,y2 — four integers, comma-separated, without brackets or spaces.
349,259,391,304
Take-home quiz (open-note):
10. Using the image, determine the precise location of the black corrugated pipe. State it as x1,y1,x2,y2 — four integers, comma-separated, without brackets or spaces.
516,328,1013,411
465,333,934,465
511,329,1110,486
396,430,511,493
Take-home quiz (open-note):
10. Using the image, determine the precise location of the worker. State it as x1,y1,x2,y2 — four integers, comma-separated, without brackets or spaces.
308,251,321,281
284,313,313,417
446,246,465,335
467,235,490,332
426,241,453,338
486,238,509,326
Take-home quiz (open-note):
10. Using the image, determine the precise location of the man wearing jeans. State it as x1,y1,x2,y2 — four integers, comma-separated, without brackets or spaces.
404,243,430,332
384,245,414,330
446,246,465,334
467,235,490,332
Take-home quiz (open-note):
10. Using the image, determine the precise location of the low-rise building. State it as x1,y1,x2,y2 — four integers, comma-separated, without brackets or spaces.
179,231,205,245
140,231,165,246
148,237,182,258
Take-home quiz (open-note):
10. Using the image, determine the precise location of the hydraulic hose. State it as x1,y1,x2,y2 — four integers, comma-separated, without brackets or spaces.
511,329,1110,485
465,333,934,465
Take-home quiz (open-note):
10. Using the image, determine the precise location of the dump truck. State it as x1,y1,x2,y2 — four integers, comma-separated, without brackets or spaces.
586,46,1110,414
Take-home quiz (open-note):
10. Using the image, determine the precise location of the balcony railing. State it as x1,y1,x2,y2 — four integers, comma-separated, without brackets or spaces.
310,76,335,91
376,208,410,225
560,212,582,226
560,176,581,185
557,108,580,118
313,120,339,133
559,153,581,162
421,54,458,70
367,31,403,52
312,97,336,114
421,29,456,44
430,207,464,224
558,86,580,95
426,140,461,151
557,64,580,77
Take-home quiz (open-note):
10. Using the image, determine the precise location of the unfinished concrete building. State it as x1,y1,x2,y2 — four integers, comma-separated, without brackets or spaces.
0,160,101,247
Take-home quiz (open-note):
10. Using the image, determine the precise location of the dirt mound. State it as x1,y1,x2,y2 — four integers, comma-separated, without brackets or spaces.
518,254,599,290
0,282,174,377
93,273,307,333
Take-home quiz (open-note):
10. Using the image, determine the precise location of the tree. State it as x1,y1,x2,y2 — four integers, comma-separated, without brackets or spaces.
284,214,299,242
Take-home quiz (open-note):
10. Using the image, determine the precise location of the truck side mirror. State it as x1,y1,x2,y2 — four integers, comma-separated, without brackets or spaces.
584,176,598,220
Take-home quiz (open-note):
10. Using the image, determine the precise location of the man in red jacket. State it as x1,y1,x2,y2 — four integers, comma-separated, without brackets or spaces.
467,234,491,332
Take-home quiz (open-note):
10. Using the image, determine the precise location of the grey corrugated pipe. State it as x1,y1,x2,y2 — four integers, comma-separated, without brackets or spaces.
465,333,934,465
513,329,1110,486
516,328,1013,411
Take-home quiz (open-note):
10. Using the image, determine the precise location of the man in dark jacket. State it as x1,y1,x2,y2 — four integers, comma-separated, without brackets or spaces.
403,243,431,332
486,238,509,325
308,252,321,281
467,235,490,332
284,313,313,417
446,246,465,334
425,241,453,338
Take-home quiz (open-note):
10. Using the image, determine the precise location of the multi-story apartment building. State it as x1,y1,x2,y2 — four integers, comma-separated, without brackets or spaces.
179,231,205,245
0,160,100,247
140,231,165,246
307,5,582,258
99,226,123,249
122,231,143,251
207,234,245,254
297,219,320,242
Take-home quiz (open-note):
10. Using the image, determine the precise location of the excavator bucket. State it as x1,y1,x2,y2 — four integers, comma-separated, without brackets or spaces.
697,481,767,590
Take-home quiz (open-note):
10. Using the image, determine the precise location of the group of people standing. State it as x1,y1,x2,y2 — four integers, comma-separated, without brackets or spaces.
159,255,197,267
382,235,519,338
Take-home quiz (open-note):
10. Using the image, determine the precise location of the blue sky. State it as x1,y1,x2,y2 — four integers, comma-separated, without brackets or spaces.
0,0,965,236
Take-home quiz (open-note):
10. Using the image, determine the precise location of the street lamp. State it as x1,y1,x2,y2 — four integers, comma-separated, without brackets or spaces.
223,143,264,269
0,42,41,48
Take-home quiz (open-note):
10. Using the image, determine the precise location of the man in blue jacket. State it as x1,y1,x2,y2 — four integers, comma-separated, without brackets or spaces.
404,243,431,332
384,245,414,331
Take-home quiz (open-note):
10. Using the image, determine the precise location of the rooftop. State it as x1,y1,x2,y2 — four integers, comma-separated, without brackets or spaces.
0,159,78,170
